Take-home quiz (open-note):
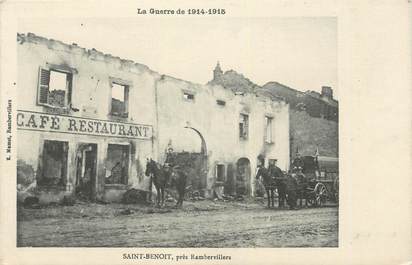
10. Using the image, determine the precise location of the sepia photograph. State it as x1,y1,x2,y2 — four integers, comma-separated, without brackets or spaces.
14,17,339,248
1,1,412,265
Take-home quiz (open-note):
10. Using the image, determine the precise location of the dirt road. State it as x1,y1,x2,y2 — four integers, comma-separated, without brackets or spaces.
17,200,338,247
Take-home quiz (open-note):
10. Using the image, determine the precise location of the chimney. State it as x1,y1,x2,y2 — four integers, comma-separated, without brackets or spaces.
321,86,333,100
213,61,223,83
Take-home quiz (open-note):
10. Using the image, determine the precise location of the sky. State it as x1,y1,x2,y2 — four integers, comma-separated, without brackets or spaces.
19,17,337,98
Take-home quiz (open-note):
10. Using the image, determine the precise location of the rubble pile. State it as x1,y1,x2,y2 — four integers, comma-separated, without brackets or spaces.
213,194,245,202
121,188,150,205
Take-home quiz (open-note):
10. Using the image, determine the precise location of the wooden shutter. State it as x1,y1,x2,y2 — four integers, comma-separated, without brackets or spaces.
38,67,50,104
66,72,73,105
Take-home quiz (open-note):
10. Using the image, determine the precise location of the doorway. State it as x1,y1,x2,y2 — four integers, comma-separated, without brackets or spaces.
236,157,251,195
75,143,97,200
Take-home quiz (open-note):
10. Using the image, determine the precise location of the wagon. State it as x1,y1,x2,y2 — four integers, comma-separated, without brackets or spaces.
298,155,339,206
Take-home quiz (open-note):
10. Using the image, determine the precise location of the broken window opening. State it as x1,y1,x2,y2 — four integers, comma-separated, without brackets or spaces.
265,116,273,143
105,144,129,185
183,92,195,101
39,140,68,187
239,114,249,140
38,68,72,108
216,164,225,182
111,82,129,118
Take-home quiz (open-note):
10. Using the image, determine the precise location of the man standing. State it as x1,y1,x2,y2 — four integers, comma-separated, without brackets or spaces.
268,159,286,208
285,172,299,210
292,152,304,172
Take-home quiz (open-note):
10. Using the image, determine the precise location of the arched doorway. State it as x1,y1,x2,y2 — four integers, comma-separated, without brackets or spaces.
166,125,208,191
183,126,207,190
236,157,251,195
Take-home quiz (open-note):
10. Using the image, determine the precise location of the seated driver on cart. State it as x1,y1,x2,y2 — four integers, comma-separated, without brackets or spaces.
292,152,304,173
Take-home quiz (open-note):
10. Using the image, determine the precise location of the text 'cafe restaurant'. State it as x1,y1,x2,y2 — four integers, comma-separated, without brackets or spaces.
16,110,154,203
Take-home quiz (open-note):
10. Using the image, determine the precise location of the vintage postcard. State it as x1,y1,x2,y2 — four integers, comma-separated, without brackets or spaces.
0,0,411,264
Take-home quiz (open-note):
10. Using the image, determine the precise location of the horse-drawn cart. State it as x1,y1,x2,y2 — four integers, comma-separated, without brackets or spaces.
299,155,339,206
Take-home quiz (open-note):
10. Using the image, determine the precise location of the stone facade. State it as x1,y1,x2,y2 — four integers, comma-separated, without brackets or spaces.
17,33,159,203
16,33,290,202
209,64,339,160
156,75,290,197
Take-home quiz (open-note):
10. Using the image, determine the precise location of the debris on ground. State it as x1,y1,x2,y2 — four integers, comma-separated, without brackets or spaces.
17,199,338,247
213,188,223,200
23,196,41,209
165,194,176,203
235,195,245,201
75,191,92,203
96,199,110,205
61,196,76,206
121,188,150,205
222,194,235,201
214,194,244,202
189,191,206,201
119,209,134,215
145,208,172,214
193,206,219,212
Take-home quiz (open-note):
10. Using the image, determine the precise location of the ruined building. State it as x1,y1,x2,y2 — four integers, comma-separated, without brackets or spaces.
209,64,339,161
16,33,290,203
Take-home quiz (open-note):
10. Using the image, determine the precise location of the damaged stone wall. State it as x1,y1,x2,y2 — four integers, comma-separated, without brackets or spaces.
17,159,36,187
156,75,290,197
17,33,159,202
16,33,290,201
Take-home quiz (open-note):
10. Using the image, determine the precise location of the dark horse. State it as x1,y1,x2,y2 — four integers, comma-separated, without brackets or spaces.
170,166,188,208
145,159,171,207
255,165,276,208
145,159,188,208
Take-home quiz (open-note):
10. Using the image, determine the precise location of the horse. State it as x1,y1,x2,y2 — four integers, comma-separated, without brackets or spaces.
170,166,188,208
255,165,276,208
274,175,287,208
145,159,171,207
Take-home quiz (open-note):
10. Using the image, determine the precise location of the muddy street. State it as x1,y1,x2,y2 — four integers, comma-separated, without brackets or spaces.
17,200,338,247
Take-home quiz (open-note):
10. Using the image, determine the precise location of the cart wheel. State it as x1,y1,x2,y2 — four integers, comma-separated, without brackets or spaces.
305,190,316,207
333,176,339,203
314,183,327,206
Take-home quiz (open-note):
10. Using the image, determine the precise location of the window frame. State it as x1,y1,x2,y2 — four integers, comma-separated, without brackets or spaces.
181,89,196,102
265,115,274,144
37,65,75,109
216,164,226,183
216,99,226,106
109,77,132,118
239,113,249,140
105,142,131,186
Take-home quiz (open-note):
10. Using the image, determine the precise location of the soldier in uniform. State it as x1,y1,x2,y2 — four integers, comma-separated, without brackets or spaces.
164,145,175,167
292,152,304,172
268,159,287,208
285,172,298,210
